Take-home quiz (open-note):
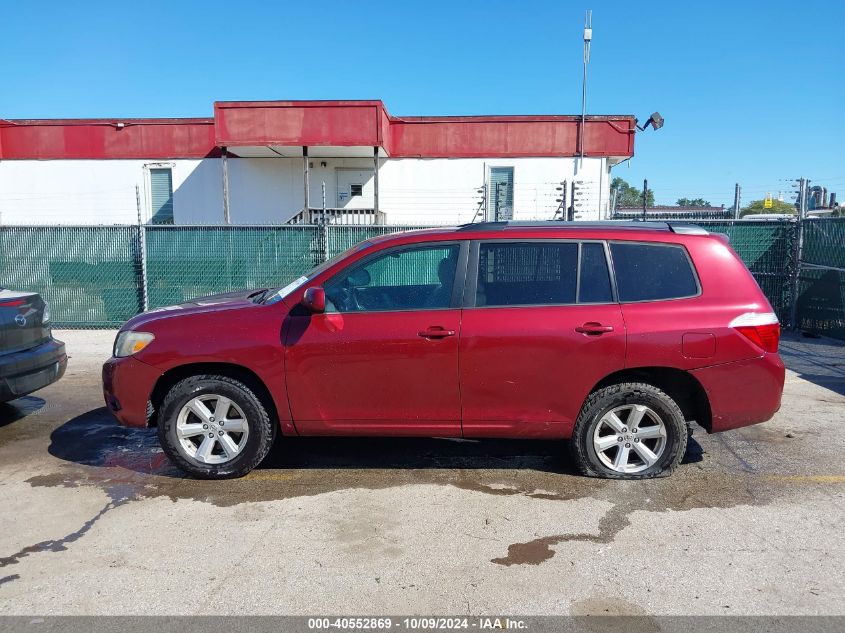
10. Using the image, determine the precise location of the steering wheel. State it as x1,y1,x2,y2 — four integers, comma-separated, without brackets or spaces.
347,281,364,311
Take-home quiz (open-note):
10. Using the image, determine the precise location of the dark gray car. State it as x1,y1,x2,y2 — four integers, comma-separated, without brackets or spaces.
0,289,66,403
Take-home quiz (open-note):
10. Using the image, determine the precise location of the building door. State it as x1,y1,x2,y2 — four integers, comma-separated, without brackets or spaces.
489,167,514,221
336,168,375,209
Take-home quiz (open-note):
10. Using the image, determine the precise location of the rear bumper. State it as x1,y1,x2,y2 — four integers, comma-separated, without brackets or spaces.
0,338,67,402
691,352,785,433
102,356,162,427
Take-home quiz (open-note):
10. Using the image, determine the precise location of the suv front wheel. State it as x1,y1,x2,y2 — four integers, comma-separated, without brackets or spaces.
158,375,275,479
570,382,688,479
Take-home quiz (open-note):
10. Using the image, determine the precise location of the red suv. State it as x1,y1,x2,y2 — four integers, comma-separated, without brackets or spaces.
103,222,784,480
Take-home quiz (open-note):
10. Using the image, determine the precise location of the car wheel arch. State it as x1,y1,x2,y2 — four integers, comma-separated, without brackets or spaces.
147,362,280,432
588,366,712,432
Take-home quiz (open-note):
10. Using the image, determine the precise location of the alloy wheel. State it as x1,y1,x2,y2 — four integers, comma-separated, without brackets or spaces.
592,404,667,474
175,394,250,465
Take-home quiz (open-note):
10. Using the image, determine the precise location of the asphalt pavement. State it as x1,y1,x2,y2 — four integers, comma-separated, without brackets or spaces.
0,330,843,615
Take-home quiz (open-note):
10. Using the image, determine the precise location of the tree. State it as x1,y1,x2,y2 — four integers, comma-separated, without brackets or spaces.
611,177,655,208
676,197,712,207
740,199,796,217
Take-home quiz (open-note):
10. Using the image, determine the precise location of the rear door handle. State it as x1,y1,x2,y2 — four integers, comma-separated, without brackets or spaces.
575,322,614,335
418,326,456,339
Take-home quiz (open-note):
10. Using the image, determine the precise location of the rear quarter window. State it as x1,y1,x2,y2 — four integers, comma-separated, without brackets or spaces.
610,242,699,302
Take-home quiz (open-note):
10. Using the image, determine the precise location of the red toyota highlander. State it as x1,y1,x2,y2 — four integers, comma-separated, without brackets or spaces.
103,222,784,480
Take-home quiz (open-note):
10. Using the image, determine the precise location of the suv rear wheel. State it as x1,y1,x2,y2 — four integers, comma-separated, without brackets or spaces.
570,382,688,479
158,375,274,479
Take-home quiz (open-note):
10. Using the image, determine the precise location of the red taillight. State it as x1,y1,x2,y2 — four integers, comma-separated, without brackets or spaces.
735,323,780,353
730,312,780,353
0,298,27,307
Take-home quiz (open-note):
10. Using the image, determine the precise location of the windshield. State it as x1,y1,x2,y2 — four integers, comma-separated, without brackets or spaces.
263,240,375,304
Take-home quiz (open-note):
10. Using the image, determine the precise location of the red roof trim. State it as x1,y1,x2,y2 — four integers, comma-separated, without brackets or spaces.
0,100,636,160
1,118,214,126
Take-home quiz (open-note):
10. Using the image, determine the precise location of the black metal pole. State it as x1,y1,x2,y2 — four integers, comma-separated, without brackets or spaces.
642,178,648,221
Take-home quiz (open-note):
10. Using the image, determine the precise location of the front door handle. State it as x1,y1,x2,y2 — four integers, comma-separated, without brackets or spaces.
575,322,614,335
418,326,456,339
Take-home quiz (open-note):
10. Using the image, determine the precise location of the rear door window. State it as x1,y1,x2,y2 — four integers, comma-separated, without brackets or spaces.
610,242,699,302
476,242,578,306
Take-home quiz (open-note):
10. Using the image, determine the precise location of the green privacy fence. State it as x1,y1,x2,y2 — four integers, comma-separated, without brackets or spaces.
794,218,845,340
144,225,321,309
0,226,143,327
0,224,428,327
0,220,842,339
695,220,798,324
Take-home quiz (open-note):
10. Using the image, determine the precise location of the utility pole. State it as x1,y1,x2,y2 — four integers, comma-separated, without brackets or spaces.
799,178,810,218
792,177,810,218
733,183,741,219
579,10,592,171
788,177,808,330
641,178,648,221
221,146,231,224
135,184,148,312
610,187,618,218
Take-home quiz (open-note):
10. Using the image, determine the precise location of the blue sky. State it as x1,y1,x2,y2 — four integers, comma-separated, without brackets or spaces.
2,0,843,206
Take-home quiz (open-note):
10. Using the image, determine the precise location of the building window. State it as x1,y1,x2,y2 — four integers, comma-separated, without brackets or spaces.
149,168,174,224
489,167,514,221
350,183,363,197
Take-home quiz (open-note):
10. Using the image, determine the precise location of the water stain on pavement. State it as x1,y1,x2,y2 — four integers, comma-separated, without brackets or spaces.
491,505,629,566
0,500,125,570
570,594,659,633
26,407,609,508
0,575,20,587
13,405,844,572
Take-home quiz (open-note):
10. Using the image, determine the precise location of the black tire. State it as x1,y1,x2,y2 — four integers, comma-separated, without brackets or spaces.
569,382,688,479
158,374,275,479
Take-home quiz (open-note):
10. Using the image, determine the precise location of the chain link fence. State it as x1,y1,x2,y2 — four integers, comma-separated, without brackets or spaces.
0,219,842,340
0,226,143,327
144,225,320,309
612,209,736,221
694,220,798,324
794,218,845,340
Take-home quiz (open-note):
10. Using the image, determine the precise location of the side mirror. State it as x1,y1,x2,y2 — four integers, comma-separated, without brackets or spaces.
301,287,326,313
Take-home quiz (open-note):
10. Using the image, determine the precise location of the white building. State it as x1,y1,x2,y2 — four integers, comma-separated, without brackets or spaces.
0,100,636,226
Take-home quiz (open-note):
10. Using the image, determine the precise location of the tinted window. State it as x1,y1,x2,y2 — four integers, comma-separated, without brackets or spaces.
476,242,578,306
578,243,613,303
610,243,698,302
325,244,460,312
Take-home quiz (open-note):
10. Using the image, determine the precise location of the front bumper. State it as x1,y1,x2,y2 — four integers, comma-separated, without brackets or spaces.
691,352,785,433
102,355,162,427
0,338,67,402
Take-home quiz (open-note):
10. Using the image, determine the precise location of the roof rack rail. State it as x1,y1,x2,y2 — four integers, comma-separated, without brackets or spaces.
665,223,709,235
456,220,709,235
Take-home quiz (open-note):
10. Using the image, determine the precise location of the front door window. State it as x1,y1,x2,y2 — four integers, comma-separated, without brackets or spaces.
324,244,460,313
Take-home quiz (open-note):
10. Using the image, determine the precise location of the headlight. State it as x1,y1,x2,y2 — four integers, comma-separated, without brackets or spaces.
42,302,50,325
113,331,155,358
